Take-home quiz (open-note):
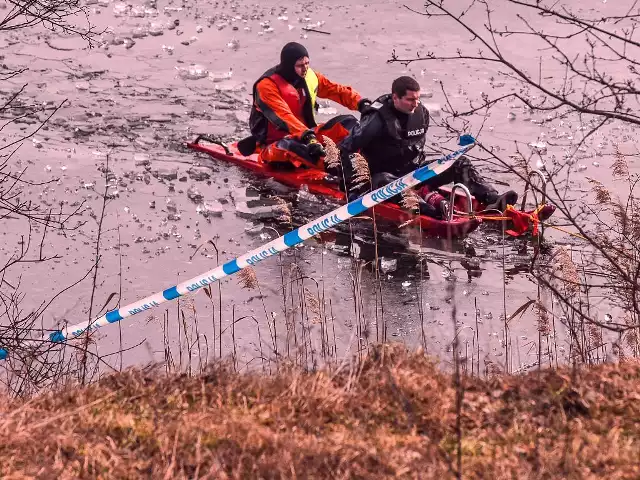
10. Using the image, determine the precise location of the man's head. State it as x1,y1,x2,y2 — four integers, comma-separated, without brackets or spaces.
277,42,310,82
391,76,421,114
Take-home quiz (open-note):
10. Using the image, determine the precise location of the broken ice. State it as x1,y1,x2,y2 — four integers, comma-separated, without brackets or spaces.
380,257,397,273
196,201,223,218
528,141,547,154
187,185,204,202
177,65,208,80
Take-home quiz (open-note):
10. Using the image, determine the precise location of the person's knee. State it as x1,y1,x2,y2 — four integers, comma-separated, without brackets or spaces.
317,115,359,139
456,155,473,169
371,172,398,189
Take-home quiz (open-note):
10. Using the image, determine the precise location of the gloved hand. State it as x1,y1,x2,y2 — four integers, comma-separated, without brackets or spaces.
300,130,326,161
357,97,372,113
307,141,326,161
300,129,318,145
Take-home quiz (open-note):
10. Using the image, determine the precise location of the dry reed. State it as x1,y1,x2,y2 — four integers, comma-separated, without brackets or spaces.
274,197,292,224
237,267,258,290
613,145,630,178
400,189,421,212
350,153,371,190
586,177,611,204
553,246,581,297
322,136,341,170
3,344,640,478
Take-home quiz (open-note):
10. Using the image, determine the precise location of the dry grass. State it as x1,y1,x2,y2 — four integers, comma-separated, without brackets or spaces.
552,246,581,298
586,177,611,204
350,153,371,190
1,344,640,479
237,267,258,290
273,197,292,224
613,145,630,178
400,189,421,212
322,136,341,170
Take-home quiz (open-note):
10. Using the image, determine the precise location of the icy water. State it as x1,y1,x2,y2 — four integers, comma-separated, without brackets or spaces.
1,0,638,374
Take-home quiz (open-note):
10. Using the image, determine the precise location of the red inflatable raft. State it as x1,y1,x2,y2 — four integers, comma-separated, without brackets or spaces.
186,135,555,239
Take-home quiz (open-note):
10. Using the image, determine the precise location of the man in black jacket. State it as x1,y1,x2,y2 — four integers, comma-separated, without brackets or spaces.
338,76,517,219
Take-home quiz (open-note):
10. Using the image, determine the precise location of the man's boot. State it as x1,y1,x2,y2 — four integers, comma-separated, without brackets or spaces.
454,156,518,211
483,190,519,212
422,191,450,220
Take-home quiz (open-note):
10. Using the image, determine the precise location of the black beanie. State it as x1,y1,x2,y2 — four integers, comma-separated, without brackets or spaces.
275,42,309,84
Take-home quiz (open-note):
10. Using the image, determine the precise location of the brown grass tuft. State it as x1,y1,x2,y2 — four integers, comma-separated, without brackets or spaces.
304,288,322,324
2,344,640,478
350,153,371,190
535,301,550,335
400,189,421,212
553,246,581,297
273,196,292,224
237,267,258,289
322,136,341,170
613,145,630,178
588,324,602,346
586,177,611,204
625,330,638,350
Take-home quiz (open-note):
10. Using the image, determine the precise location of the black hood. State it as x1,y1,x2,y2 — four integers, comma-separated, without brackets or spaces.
275,42,309,86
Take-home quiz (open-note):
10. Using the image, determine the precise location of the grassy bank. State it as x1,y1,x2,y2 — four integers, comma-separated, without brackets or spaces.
1,344,639,479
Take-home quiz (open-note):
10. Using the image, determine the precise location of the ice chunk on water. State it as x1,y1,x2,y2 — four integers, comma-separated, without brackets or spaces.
209,69,233,82
177,64,209,80
162,44,174,54
227,39,240,50
134,153,151,166
244,222,265,235
235,201,285,219
380,257,397,273
113,3,128,16
196,201,223,218
528,141,547,154
165,198,177,213
148,22,164,36
187,185,204,202
132,26,148,38
318,106,337,115
130,5,146,17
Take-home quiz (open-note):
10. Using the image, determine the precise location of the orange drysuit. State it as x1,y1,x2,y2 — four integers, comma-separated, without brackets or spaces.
248,67,362,169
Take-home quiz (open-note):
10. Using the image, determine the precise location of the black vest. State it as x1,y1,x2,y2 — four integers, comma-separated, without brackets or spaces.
361,94,429,176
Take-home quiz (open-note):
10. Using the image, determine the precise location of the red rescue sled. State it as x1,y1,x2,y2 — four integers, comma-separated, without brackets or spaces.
186,135,555,239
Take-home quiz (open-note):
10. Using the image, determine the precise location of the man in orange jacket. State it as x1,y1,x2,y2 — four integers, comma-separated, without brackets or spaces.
237,42,371,170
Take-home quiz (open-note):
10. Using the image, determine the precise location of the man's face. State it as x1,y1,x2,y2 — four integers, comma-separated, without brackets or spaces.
392,90,421,114
294,56,310,78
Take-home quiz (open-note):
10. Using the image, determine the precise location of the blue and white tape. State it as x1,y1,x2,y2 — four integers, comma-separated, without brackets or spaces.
0,139,475,358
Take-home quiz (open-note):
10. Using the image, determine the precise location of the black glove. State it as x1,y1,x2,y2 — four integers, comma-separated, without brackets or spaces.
300,129,318,145
357,97,372,113
307,141,326,161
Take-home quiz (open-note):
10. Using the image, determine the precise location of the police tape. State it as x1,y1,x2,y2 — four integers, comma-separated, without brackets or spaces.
0,139,476,360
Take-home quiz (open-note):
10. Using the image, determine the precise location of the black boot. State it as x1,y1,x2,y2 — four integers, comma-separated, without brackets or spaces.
421,191,450,220
484,190,519,212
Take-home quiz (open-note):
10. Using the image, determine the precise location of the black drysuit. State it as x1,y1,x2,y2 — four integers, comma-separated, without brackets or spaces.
337,94,502,218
